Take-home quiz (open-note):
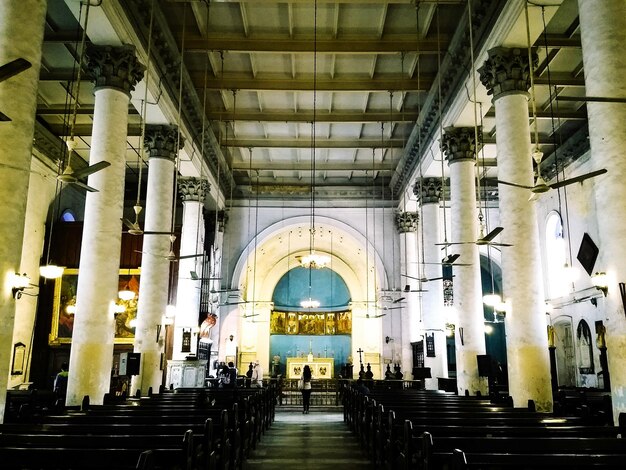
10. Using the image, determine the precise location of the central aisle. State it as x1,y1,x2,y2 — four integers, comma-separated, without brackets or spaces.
243,411,375,470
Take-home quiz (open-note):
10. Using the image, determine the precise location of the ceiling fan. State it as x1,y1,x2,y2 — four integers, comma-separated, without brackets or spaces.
122,205,175,236
498,151,607,198
135,245,204,263
420,253,471,266
363,313,386,319
0,58,32,121
57,139,111,192
435,226,512,249
189,271,222,281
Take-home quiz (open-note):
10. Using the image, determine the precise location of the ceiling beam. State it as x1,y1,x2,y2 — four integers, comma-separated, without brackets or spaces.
484,109,587,120
183,34,450,54
204,109,419,122
222,138,406,148
188,74,434,91
231,160,397,171
36,105,138,115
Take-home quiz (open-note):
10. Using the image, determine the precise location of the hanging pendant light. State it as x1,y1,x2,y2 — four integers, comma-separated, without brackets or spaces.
300,0,322,309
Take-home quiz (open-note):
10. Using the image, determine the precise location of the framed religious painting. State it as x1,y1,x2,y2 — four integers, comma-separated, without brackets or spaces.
50,269,141,345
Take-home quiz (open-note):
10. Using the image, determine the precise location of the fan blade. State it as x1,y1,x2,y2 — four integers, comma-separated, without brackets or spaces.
72,180,98,192
143,231,175,235
72,160,111,179
0,58,31,82
0,110,10,121
549,168,607,189
442,253,460,264
179,253,204,260
487,242,513,247
189,271,221,281
497,179,535,190
481,226,504,242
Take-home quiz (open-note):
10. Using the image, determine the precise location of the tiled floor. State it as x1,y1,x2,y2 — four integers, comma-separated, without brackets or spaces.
243,409,375,469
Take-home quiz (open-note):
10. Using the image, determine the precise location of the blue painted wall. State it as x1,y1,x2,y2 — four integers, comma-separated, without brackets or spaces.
269,267,352,376
272,266,351,308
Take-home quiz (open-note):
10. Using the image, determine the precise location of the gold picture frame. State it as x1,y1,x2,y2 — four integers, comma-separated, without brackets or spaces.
49,269,141,345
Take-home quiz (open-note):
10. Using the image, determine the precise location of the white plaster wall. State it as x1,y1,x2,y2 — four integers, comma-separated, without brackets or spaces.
534,152,606,388
10,157,58,388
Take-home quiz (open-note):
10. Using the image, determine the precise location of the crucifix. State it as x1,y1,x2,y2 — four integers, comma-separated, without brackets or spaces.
324,346,328,358
357,347,364,366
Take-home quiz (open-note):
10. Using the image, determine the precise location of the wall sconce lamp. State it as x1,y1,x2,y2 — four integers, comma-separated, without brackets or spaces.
591,272,608,296
12,273,35,299
385,336,394,344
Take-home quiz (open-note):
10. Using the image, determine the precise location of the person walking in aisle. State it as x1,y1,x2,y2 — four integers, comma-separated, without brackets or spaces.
299,365,313,414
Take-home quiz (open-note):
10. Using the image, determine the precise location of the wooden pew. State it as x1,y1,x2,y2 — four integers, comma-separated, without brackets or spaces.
450,447,626,469
421,431,626,470
0,429,195,470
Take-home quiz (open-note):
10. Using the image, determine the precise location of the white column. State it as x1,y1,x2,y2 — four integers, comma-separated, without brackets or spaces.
479,47,552,410
578,0,626,421
172,177,209,360
205,211,227,373
416,178,448,389
442,127,487,396
131,125,179,395
396,211,419,378
0,0,46,423
67,45,144,406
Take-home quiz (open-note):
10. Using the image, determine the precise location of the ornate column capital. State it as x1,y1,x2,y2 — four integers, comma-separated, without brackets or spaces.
86,44,145,96
178,177,210,202
395,211,418,233
478,46,537,100
413,177,442,204
442,127,480,164
144,125,183,161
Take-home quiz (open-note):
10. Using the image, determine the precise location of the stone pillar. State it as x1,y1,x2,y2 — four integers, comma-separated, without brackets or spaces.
395,211,419,377
415,178,448,389
67,45,144,406
131,125,179,396
205,210,227,375
479,47,552,410
442,127,487,396
172,177,209,360
0,0,46,423
578,0,626,421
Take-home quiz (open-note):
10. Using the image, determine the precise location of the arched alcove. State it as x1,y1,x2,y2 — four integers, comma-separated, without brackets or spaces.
222,215,390,376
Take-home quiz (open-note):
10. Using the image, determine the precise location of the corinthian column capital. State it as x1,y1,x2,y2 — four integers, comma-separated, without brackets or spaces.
178,177,210,202
414,178,442,204
478,46,537,101
144,125,184,162
395,211,418,233
442,127,480,164
86,44,145,96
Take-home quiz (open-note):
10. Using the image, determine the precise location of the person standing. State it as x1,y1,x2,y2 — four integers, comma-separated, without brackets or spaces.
299,364,313,414
246,363,254,387
251,360,263,388
54,362,69,401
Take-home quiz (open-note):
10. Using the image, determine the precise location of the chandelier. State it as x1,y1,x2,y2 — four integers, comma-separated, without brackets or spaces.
301,298,320,309
297,251,330,269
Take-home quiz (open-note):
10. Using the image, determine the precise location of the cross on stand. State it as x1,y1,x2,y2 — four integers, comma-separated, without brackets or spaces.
356,348,364,366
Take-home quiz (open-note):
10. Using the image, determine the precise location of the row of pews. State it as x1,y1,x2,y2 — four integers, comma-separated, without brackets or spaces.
343,383,626,469
0,385,276,470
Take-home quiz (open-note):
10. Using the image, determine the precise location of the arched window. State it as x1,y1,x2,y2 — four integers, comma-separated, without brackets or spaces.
60,209,76,222
545,212,569,298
